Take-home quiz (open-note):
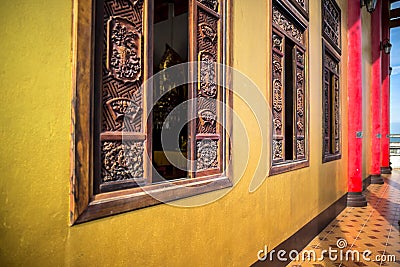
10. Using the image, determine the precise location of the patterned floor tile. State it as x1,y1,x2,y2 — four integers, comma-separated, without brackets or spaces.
286,170,400,267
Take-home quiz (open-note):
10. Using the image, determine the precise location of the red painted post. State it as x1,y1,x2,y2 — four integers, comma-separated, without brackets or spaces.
381,0,391,174
347,0,367,206
370,0,384,184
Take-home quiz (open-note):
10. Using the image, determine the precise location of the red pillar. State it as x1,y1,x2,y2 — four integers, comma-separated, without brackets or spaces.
347,0,367,206
370,0,384,184
381,0,391,174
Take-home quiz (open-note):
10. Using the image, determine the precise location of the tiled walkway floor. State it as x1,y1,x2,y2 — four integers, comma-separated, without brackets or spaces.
288,171,400,267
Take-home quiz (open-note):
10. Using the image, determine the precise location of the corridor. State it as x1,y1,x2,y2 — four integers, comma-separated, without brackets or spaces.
289,171,400,266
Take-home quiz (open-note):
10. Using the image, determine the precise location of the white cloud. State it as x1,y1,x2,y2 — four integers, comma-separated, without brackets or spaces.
391,66,400,76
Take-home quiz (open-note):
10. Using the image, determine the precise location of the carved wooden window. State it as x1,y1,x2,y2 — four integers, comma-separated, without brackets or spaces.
322,0,341,162
271,0,309,175
70,0,231,224
288,0,309,20
322,0,341,54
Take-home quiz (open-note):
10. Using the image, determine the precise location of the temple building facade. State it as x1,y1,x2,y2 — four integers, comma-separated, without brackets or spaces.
0,0,398,266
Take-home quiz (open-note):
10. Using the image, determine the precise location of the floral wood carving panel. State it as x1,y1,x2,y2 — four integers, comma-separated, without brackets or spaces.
273,139,283,161
195,4,221,172
102,0,144,133
107,17,141,83
333,74,340,153
198,51,217,98
272,5,304,44
196,139,218,170
272,30,284,162
295,46,305,159
102,141,144,183
100,0,145,188
323,79,330,154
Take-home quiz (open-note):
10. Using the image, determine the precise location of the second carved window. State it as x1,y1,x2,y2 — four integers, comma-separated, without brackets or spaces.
322,0,341,162
271,0,309,174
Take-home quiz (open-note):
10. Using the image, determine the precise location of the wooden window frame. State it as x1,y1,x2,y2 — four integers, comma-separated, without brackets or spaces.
321,0,341,163
322,41,341,163
70,0,232,225
270,0,309,175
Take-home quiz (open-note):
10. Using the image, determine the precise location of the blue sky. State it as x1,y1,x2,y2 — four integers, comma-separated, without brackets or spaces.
390,2,400,128
390,28,400,124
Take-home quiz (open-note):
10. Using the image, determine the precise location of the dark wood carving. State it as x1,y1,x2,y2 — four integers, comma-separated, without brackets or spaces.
323,80,330,154
296,0,305,7
288,0,309,19
98,0,145,191
192,3,222,174
102,141,144,182
200,23,217,43
322,42,341,162
333,75,340,152
71,0,233,224
272,5,304,44
107,17,141,83
273,140,283,161
295,46,305,159
196,139,218,170
272,30,284,162
324,54,338,72
198,51,217,98
197,98,217,134
271,1,308,172
106,97,140,123
102,0,144,134
199,0,219,12
322,0,341,53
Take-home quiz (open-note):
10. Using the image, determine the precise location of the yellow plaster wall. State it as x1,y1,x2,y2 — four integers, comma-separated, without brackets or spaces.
0,0,349,266
0,0,72,265
361,9,372,180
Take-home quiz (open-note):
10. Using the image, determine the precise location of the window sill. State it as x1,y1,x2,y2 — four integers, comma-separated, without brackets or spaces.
322,154,342,163
270,159,309,176
72,175,232,225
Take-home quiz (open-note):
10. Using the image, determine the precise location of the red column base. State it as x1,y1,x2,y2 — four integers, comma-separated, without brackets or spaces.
370,174,384,184
380,166,392,174
347,192,367,207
